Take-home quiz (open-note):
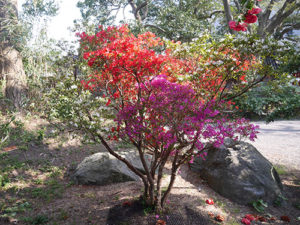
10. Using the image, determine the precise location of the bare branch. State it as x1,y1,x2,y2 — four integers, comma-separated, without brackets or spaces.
144,24,167,33
276,22,300,39
128,0,142,23
262,0,276,22
135,1,148,14
266,1,300,34
270,0,294,22
128,0,150,22
222,0,236,34
224,74,268,101
233,0,241,11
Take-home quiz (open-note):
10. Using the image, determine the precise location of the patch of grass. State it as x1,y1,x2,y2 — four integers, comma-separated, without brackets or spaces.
66,181,75,188
21,214,50,225
215,200,227,213
0,158,27,173
141,199,155,216
19,145,29,151
274,165,287,175
143,205,154,216
5,185,20,194
293,202,300,210
30,179,64,202
228,219,240,225
33,179,43,185
0,152,8,160
57,208,69,221
0,116,16,149
36,128,46,142
48,167,63,178
232,208,240,213
38,163,55,173
0,116,48,151
84,192,96,199
0,173,10,187
0,201,31,218
273,194,288,207
0,155,30,189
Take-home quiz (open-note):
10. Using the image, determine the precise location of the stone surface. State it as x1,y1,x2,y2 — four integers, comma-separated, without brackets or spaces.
190,139,283,204
72,151,151,185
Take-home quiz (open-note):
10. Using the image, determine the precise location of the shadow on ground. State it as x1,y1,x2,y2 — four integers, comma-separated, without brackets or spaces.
106,199,215,225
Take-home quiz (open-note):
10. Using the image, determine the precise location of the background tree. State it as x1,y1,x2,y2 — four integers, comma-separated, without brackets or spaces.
75,0,300,42
76,0,224,41
0,0,58,110
0,0,27,109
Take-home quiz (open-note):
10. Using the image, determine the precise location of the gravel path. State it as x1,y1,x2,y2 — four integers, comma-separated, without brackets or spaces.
251,120,300,170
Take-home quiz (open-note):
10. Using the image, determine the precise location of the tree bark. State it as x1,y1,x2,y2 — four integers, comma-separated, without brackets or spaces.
222,0,235,34
0,0,27,109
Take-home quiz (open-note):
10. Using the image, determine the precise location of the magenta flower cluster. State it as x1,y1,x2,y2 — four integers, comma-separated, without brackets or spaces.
116,75,259,160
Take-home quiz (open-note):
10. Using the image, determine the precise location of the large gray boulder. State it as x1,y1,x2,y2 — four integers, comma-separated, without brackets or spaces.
190,139,283,204
72,151,151,185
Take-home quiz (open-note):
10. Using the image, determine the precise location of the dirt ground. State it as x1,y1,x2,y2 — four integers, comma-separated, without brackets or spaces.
1,115,300,225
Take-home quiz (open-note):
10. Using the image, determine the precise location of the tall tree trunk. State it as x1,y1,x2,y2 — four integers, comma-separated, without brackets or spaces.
0,44,27,109
222,0,235,34
0,0,27,109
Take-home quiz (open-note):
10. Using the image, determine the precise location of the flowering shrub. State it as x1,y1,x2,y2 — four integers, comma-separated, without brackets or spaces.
73,25,260,211
45,26,262,212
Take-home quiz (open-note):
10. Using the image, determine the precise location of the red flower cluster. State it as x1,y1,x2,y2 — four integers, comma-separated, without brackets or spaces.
244,13,258,24
229,1,262,32
229,21,248,32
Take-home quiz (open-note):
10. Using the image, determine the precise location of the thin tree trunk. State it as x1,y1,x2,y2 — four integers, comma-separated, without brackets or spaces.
155,159,167,213
161,151,179,208
222,0,235,34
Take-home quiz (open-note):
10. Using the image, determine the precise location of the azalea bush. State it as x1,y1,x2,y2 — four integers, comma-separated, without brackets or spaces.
47,25,266,211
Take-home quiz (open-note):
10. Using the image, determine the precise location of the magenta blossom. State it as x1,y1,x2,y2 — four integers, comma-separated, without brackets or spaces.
116,76,258,162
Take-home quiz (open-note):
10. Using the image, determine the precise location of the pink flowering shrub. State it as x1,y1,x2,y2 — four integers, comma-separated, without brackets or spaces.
112,74,258,210
116,75,258,153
